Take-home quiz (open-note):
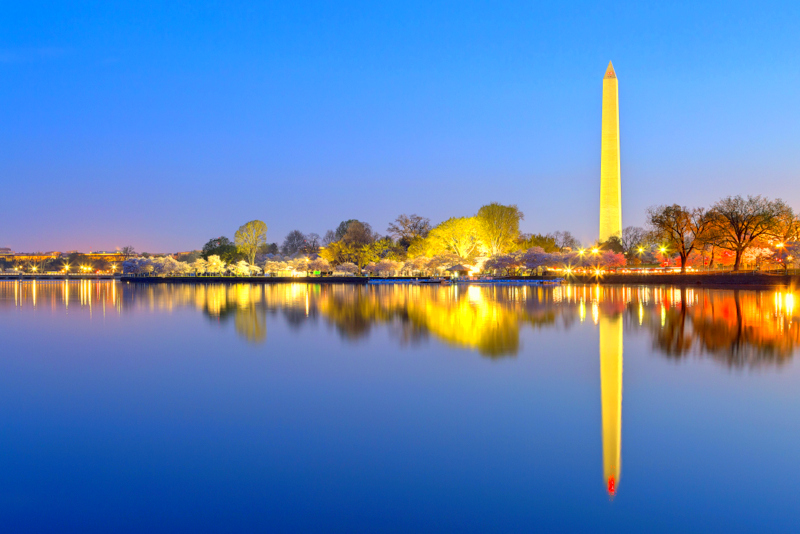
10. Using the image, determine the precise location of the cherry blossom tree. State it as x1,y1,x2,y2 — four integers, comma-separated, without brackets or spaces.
334,262,359,275
206,255,226,275
308,258,331,273
190,258,208,274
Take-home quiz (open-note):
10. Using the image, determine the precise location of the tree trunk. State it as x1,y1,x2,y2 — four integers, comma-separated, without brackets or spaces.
733,249,743,272
680,253,687,274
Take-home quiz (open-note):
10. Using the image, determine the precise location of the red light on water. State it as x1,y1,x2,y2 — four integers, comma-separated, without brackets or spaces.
607,477,616,495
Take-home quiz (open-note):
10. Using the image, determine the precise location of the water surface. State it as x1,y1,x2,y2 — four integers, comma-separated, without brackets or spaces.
1,281,799,532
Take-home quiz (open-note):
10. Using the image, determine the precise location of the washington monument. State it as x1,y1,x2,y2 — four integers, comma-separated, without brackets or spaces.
599,61,622,242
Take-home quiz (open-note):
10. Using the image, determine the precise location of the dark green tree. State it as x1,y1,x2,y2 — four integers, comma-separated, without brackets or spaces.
201,237,241,263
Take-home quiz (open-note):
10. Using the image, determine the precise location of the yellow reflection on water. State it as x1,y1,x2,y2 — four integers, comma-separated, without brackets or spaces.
1,282,798,361
4,280,800,499
600,314,623,498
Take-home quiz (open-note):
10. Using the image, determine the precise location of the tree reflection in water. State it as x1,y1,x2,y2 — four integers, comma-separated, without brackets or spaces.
1,281,798,363
649,288,800,367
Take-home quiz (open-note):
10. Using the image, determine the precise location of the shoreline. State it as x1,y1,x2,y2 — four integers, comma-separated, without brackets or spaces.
1,273,797,289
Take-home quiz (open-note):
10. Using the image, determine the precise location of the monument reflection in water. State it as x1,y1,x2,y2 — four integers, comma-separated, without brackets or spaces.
2,280,798,498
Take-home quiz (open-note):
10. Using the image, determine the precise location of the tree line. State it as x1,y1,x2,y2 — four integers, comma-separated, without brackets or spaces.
119,195,799,277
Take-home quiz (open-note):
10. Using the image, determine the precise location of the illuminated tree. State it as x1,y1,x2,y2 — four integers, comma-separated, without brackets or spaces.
770,242,800,273
291,257,309,274
402,256,430,275
485,252,524,275
335,262,359,275
426,253,463,275
476,203,524,256
647,205,712,273
374,259,401,276
206,255,226,274
232,260,254,276
234,220,268,265
190,258,208,274
354,244,379,271
426,217,482,259
742,245,774,270
406,236,429,258
522,247,553,272
597,251,626,269
319,241,354,266
707,195,792,271
308,258,331,273
518,233,559,253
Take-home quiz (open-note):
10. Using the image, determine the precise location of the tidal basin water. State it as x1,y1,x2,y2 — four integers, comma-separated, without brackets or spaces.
2,281,800,532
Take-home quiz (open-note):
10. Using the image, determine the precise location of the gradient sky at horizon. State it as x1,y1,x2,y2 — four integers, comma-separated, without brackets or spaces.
2,1,798,253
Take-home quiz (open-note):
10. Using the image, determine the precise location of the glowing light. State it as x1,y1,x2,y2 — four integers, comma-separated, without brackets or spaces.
659,247,667,254
578,249,586,256
592,248,600,254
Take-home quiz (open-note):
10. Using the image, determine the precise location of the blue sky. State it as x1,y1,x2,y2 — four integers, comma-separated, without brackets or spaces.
2,1,798,252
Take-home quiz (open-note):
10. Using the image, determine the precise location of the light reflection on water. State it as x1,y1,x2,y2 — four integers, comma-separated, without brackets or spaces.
3,281,797,366
2,280,800,530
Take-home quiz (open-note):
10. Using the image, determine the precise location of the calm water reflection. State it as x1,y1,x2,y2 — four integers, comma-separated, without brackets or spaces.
1,280,799,532
6,280,796,364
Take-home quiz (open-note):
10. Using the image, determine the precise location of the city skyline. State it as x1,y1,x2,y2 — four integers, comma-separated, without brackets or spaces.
2,2,799,252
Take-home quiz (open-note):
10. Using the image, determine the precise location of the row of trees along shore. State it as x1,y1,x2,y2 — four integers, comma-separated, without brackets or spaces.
119,195,800,277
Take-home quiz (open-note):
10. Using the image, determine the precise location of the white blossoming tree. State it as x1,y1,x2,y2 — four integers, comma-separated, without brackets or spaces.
206,255,226,275
190,258,208,274
308,258,331,274
374,259,400,276
334,262,359,275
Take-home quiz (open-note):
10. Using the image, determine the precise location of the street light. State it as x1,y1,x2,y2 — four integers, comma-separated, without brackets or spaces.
591,248,599,255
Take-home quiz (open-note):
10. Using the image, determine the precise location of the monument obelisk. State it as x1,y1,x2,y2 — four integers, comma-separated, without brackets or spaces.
599,61,621,242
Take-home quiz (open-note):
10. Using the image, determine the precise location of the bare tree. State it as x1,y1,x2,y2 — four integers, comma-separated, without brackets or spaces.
620,226,647,255
647,205,712,273
322,230,337,246
282,230,307,255
387,214,432,247
121,246,136,259
301,233,322,254
550,231,581,251
707,195,791,271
